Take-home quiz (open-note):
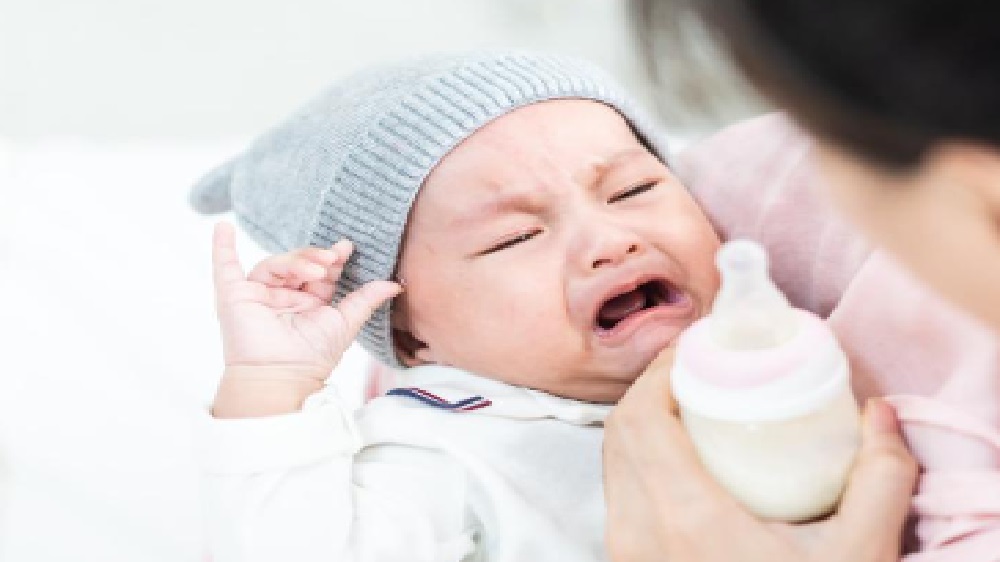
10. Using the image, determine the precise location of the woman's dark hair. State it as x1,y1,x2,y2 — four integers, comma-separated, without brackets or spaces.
633,0,1000,168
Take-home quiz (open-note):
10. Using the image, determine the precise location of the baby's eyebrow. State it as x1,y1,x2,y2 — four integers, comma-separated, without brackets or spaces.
454,192,539,229
452,148,654,229
587,147,655,187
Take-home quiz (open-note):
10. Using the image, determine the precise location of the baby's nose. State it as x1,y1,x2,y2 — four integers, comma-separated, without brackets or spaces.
586,229,644,270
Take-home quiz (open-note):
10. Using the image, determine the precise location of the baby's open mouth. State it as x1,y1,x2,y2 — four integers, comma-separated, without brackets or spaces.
596,280,681,331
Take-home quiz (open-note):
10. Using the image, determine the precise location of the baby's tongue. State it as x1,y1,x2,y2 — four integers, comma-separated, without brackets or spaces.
598,288,646,327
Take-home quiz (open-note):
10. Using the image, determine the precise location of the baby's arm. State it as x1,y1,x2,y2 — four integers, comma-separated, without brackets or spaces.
203,224,476,561
208,222,399,418
203,412,476,562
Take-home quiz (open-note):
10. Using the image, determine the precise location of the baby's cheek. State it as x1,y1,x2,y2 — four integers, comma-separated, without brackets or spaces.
665,225,721,311
484,287,568,343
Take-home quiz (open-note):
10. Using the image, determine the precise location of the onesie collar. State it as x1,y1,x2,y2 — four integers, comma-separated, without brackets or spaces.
383,364,612,426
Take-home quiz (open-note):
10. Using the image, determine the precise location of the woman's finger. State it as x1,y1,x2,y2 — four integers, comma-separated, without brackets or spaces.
833,398,918,558
212,222,246,294
642,346,679,412
605,367,786,562
605,361,728,517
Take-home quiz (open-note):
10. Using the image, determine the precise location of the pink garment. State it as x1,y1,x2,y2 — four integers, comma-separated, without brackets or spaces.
677,114,1000,561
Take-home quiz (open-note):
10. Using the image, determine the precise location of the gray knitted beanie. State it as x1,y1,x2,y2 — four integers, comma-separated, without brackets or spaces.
190,50,669,369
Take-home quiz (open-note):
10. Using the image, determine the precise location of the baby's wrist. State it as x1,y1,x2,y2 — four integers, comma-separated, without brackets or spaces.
212,365,329,419
222,363,331,383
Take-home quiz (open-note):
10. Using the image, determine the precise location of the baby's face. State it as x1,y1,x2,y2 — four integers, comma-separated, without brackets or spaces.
393,100,720,403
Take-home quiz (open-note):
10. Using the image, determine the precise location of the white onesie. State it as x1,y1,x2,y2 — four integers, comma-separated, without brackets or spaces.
201,364,612,562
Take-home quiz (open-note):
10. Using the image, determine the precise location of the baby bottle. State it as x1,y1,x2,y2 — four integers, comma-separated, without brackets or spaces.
670,240,861,522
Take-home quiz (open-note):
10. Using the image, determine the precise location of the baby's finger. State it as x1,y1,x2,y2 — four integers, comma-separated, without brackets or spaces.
295,246,341,268
248,255,328,287
258,285,325,311
212,222,246,292
336,280,402,340
302,240,353,302
322,239,354,283
301,279,336,303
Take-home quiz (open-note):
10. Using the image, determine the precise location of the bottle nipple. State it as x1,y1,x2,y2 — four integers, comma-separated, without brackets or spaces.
710,240,798,350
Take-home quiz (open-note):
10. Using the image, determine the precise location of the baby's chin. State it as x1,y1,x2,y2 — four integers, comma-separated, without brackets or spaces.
476,356,644,405
555,344,671,404
603,326,679,372
535,375,638,405
443,328,682,404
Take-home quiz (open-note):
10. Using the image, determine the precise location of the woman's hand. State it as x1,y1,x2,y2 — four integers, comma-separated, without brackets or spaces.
603,348,918,562
210,222,400,417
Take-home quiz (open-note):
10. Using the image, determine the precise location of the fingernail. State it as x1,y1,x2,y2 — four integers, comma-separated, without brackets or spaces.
865,398,899,434
307,264,327,277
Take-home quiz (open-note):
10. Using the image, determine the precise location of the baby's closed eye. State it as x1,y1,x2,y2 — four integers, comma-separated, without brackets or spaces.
608,181,657,204
482,228,544,255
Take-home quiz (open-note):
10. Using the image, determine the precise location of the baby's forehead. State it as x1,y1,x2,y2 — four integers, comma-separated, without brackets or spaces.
403,100,664,223
407,150,662,238
423,141,659,196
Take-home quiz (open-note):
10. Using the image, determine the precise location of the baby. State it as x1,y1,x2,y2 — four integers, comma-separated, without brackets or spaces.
191,51,721,562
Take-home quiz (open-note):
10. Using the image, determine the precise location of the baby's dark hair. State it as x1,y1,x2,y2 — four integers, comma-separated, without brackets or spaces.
634,0,1000,169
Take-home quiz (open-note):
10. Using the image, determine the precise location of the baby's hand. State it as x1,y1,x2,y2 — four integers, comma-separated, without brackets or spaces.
211,222,401,383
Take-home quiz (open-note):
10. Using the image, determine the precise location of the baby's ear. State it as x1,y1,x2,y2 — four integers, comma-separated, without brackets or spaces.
392,329,435,367
390,305,437,367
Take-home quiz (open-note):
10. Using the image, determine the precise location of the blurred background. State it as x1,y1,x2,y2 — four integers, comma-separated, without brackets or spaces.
2,0,654,139
0,1,759,560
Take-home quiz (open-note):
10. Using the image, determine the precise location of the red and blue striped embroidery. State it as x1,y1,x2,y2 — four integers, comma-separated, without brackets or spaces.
387,387,492,412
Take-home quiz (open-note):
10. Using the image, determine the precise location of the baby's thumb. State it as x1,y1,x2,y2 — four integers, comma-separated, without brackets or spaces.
337,281,403,340
835,398,918,556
